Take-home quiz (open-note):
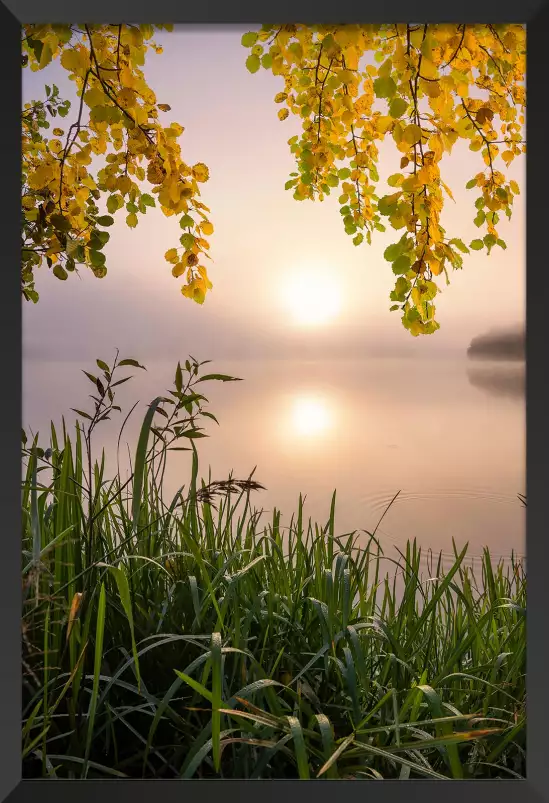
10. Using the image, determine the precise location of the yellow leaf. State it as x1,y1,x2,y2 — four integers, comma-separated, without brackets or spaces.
338,69,355,85
118,88,137,109
181,276,209,304
171,262,187,278
117,175,132,195
60,48,83,73
39,43,53,70
28,164,55,190
76,188,89,205
126,213,138,228
192,162,210,182
120,67,135,88
84,87,107,107
164,248,179,263
428,133,443,161
49,139,63,154
168,181,181,204
200,221,214,236
278,108,289,121
441,181,455,201
403,124,422,145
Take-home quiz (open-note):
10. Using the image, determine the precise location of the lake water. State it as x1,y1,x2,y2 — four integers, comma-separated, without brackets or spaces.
23,356,525,570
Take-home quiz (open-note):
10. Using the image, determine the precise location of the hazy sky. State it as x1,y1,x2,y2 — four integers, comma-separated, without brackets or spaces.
23,25,526,364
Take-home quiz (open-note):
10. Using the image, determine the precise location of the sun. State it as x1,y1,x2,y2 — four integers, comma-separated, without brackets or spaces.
284,270,342,326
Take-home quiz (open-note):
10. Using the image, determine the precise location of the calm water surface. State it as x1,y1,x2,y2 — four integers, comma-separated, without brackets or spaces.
23,357,525,568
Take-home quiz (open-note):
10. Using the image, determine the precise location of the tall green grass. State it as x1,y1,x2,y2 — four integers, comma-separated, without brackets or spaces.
21,356,526,780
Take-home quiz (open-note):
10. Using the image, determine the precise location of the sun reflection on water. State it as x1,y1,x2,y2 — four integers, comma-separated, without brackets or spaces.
291,395,333,437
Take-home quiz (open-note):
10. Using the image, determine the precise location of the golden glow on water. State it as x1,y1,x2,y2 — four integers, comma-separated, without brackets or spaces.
291,394,333,437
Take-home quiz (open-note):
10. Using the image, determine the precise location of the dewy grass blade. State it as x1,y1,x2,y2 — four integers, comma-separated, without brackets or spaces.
108,565,141,693
314,714,338,779
211,632,223,773
82,583,107,779
287,716,310,779
317,733,354,778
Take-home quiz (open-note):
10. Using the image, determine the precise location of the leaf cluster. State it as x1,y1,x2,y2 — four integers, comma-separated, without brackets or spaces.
22,24,214,303
243,24,526,335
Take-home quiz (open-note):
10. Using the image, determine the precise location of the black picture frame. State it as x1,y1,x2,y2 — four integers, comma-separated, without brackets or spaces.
5,2,547,801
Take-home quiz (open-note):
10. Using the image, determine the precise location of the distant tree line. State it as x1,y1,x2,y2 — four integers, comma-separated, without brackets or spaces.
467,328,525,361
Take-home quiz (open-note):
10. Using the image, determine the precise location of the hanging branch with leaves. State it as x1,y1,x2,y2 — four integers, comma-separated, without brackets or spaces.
242,23,526,336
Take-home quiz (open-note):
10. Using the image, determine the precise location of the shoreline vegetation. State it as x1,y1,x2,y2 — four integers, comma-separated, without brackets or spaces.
21,357,526,780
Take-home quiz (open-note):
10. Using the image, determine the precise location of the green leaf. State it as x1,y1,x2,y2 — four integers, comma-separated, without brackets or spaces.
241,32,258,47
107,194,123,214
196,373,242,383
182,429,207,439
384,243,402,262
96,359,110,372
246,54,261,74
469,239,484,250
91,266,107,278
378,193,401,216
179,214,194,229
50,214,71,232
118,358,146,369
175,362,183,393
391,276,409,300
387,173,403,187
180,233,195,249
53,265,68,281
71,408,93,421
96,215,114,227
465,178,477,189
389,97,408,118
261,53,272,69
392,255,411,275
374,76,397,100
89,250,106,268
140,193,156,208
338,168,351,180
449,238,470,254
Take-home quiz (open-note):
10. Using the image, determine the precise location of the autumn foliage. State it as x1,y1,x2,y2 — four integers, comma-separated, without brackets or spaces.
243,24,526,335
22,24,526,336
22,24,213,305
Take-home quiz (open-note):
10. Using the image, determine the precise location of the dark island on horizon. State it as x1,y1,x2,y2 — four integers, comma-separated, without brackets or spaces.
467,327,525,362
